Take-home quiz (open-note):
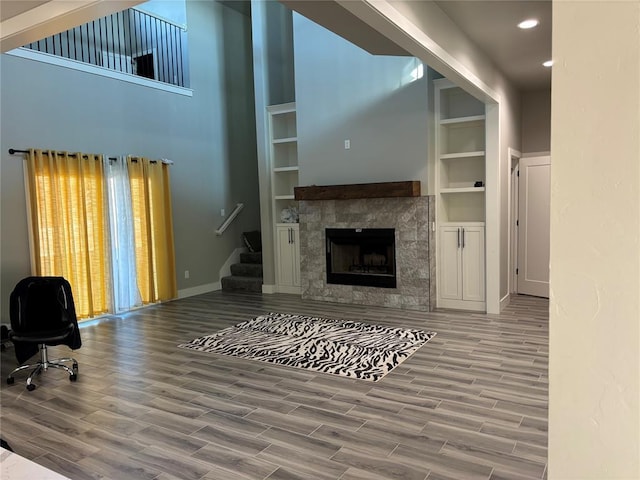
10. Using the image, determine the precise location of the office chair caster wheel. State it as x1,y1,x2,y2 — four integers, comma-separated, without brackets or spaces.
6,377,14,385
70,374,77,382
26,383,36,391
73,362,78,372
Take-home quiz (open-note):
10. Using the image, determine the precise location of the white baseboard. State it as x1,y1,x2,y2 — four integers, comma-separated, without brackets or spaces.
219,247,248,279
262,284,276,294
178,282,220,299
178,247,248,299
277,285,302,295
500,293,511,311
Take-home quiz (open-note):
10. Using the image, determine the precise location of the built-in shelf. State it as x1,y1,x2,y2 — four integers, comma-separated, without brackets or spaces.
268,102,301,295
440,151,485,160
440,115,485,125
440,187,486,194
273,166,299,173
439,221,485,227
273,137,297,144
435,78,487,312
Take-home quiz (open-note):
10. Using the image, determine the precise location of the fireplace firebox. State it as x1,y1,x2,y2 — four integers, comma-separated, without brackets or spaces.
326,228,396,288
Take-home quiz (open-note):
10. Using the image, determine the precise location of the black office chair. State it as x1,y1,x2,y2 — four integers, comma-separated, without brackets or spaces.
6,276,81,391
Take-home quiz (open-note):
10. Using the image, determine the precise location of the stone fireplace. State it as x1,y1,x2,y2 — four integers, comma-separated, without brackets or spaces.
297,186,436,311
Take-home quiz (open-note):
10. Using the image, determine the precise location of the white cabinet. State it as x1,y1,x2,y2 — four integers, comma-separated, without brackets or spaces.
275,224,300,294
438,225,485,311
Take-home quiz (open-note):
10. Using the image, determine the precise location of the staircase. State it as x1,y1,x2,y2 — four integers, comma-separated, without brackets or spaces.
221,251,263,293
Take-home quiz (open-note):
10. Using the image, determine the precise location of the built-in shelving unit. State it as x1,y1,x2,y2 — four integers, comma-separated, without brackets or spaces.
267,102,300,294
434,79,486,311
268,102,299,215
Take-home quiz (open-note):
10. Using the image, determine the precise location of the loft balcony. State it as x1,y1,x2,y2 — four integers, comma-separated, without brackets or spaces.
20,7,189,89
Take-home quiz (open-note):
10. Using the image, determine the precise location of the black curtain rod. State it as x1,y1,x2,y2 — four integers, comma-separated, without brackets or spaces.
8,149,93,159
10,149,160,164
9,148,97,158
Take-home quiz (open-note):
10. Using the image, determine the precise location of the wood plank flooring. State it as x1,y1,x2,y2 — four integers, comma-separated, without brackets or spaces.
0,292,548,480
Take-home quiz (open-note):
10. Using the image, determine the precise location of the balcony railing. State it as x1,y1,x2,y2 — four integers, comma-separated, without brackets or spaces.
24,8,189,88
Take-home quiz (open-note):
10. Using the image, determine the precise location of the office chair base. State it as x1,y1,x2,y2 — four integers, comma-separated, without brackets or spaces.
6,345,78,391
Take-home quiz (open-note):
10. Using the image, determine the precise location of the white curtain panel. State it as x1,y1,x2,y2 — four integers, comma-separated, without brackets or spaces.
104,155,142,313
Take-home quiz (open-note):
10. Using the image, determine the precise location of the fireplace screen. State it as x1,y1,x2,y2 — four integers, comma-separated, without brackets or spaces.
326,228,396,288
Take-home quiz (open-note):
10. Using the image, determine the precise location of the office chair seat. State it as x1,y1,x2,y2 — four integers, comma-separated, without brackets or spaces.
6,276,81,391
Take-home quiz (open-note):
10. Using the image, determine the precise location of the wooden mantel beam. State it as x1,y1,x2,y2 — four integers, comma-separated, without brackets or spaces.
294,181,420,201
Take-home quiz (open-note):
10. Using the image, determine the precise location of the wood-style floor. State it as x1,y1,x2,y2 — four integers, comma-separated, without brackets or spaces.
0,291,548,480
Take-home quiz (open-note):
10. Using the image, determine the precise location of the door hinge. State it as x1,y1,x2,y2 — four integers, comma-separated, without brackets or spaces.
517,170,520,177
516,268,519,275
516,220,519,227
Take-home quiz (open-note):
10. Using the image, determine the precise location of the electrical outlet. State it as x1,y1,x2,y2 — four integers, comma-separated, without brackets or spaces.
344,139,351,150
184,270,189,279
220,208,226,217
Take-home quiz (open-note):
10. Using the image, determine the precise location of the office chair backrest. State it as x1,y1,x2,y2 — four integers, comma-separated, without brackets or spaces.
10,277,74,334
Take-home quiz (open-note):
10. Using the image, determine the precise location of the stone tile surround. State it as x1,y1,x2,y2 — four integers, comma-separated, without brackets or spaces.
299,196,436,311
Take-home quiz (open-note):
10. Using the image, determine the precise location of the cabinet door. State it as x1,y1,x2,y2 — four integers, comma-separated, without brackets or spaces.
291,226,300,287
439,226,462,300
461,226,485,302
276,225,300,288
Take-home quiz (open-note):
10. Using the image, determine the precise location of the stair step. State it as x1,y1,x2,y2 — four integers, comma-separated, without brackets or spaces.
240,252,262,264
221,275,262,293
230,263,263,278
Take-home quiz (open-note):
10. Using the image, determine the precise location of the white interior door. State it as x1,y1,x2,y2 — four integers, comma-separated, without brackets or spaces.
517,156,551,297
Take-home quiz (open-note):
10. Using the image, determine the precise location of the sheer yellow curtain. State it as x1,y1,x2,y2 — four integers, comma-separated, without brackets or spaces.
127,156,177,303
25,149,110,318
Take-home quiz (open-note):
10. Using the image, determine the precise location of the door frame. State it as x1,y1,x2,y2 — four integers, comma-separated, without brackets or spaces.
507,147,521,296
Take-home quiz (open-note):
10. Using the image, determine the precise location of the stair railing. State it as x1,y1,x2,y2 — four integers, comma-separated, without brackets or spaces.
216,203,244,236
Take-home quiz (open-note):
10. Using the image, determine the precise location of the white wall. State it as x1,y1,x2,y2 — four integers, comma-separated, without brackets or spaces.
293,14,429,192
549,1,640,478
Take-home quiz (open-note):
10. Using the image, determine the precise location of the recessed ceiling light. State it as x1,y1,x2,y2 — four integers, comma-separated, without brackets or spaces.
518,19,539,29
543,60,553,67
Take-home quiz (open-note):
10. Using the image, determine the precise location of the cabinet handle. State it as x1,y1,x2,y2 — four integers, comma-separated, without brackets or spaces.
462,228,465,249
288,228,291,244
457,228,461,248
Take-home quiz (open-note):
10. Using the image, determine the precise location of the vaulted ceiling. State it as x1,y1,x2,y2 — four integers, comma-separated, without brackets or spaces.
283,0,551,92
1,0,551,91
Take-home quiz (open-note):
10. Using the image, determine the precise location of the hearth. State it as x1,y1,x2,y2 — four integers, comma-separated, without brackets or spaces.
326,228,396,288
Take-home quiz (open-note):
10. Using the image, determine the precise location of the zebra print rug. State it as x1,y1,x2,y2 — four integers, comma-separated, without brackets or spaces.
178,312,436,382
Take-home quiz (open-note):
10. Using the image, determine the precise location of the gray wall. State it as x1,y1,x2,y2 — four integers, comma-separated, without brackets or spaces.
292,14,429,192
522,88,551,153
0,0,260,320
